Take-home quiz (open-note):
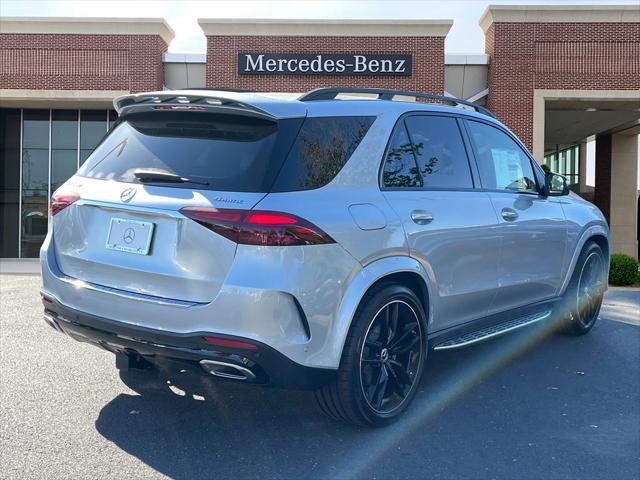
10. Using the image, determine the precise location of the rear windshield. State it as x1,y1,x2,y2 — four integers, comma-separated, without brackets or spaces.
77,112,374,193
77,111,303,192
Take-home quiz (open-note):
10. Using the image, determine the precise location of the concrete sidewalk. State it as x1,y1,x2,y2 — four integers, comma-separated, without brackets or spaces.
601,287,640,326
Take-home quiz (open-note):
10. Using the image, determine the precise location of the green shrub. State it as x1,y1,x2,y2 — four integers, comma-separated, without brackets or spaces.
608,253,639,286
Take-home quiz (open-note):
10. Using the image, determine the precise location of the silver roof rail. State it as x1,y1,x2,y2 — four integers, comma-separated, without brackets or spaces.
298,87,495,118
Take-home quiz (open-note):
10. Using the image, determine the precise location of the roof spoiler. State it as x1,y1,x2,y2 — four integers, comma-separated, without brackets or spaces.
113,92,276,120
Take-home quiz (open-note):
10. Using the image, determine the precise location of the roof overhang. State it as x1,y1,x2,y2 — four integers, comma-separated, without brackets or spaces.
198,18,453,37
479,5,640,33
0,89,129,109
0,16,175,45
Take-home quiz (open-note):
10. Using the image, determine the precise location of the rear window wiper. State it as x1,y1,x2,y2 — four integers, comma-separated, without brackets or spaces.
133,169,209,186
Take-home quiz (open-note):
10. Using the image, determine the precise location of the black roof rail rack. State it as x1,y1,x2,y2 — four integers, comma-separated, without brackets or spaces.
298,87,495,118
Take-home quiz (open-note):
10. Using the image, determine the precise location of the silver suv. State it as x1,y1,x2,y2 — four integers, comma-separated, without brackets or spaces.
40,88,610,426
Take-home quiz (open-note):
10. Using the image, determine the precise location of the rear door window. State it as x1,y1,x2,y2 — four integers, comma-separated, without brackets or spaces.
381,121,422,188
77,111,303,192
404,115,473,189
271,116,375,192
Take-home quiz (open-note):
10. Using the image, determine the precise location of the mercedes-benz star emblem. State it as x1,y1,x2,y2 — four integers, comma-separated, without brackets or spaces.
122,228,136,244
120,187,136,202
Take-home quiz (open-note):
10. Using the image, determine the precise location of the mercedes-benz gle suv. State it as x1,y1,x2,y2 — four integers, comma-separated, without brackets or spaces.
40,88,610,426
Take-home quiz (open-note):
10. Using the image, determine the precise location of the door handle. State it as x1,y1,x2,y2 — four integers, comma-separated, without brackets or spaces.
411,210,433,225
501,208,519,221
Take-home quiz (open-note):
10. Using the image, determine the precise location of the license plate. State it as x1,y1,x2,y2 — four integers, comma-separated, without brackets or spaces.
106,218,155,255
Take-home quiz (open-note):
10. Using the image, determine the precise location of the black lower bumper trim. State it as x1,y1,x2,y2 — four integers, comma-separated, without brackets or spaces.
42,297,335,390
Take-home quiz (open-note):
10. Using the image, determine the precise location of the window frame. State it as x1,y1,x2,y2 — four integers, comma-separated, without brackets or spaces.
461,117,544,196
379,111,478,192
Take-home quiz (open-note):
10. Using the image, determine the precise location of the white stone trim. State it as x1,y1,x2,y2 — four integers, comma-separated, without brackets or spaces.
0,89,129,108
198,18,453,37
0,17,175,45
0,259,40,275
532,89,640,163
480,5,640,33
465,88,489,103
163,52,207,64
445,54,490,65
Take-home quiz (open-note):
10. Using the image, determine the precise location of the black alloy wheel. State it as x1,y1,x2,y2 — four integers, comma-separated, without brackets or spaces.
562,241,606,336
359,300,423,414
314,283,427,426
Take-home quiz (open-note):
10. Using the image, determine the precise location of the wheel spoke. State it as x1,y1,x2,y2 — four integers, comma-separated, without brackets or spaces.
388,302,399,344
390,335,420,354
388,359,413,389
389,322,418,350
365,339,383,350
386,364,408,398
361,358,380,365
371,364,389,410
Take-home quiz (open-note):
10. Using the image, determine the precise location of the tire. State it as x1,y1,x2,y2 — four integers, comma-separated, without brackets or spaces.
560,241,607,336
314,283,427,427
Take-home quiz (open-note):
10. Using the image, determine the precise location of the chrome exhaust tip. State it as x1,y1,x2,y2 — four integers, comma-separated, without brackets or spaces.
43,313,63,333
200,359,257,381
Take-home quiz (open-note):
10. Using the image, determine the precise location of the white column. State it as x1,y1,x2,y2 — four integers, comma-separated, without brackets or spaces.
610,133,639,258
578,142,588,193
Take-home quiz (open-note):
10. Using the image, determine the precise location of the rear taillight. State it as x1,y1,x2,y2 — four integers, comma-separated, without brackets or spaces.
179,207,335,246
50,191,80,216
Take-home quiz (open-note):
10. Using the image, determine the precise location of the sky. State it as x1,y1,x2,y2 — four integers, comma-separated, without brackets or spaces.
2,0,639,54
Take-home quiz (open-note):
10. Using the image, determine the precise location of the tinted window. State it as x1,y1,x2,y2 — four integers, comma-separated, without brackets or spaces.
467,121,538,193
382,122,422,188
0,108,21,257
405,116,473,189
77,112,303,192
272,116,375,192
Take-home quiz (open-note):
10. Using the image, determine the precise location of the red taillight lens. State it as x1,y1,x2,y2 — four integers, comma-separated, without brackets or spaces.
180,207,335,246
203,336,258,350
50,192,80,216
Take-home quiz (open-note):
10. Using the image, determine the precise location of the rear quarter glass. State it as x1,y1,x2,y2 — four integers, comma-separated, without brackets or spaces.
270,116,376,192
77,111,303,193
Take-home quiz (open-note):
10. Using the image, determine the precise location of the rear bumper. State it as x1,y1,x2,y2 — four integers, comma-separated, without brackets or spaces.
41,295,335,390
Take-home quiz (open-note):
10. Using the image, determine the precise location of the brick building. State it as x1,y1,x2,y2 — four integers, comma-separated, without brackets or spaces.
0,6,638,269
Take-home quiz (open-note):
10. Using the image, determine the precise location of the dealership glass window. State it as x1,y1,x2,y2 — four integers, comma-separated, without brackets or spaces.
0,109,21,257
52,110,79,192
80,110,109,164
543,145,579,185
21,110,50,258
109,110,119,130
0,108,115,258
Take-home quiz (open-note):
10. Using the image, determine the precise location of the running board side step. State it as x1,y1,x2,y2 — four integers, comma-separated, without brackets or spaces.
433,310,552,351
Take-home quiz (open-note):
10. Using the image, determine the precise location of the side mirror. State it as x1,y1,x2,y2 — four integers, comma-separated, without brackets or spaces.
544,172,570,196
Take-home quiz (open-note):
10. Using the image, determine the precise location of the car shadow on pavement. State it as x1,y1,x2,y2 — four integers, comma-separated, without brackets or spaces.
94,319,640,480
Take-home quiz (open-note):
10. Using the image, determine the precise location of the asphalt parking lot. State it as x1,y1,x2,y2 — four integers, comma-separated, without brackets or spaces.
1,275,638,480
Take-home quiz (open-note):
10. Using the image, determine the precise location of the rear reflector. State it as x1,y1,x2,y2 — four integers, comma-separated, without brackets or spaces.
203,336,258,350
50,191,80,216
180,207,335,246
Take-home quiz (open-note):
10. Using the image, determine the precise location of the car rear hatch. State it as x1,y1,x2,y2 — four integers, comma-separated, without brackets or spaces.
52,99,305,304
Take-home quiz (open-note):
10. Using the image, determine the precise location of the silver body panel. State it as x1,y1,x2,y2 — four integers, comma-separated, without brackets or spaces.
41,91,610,370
